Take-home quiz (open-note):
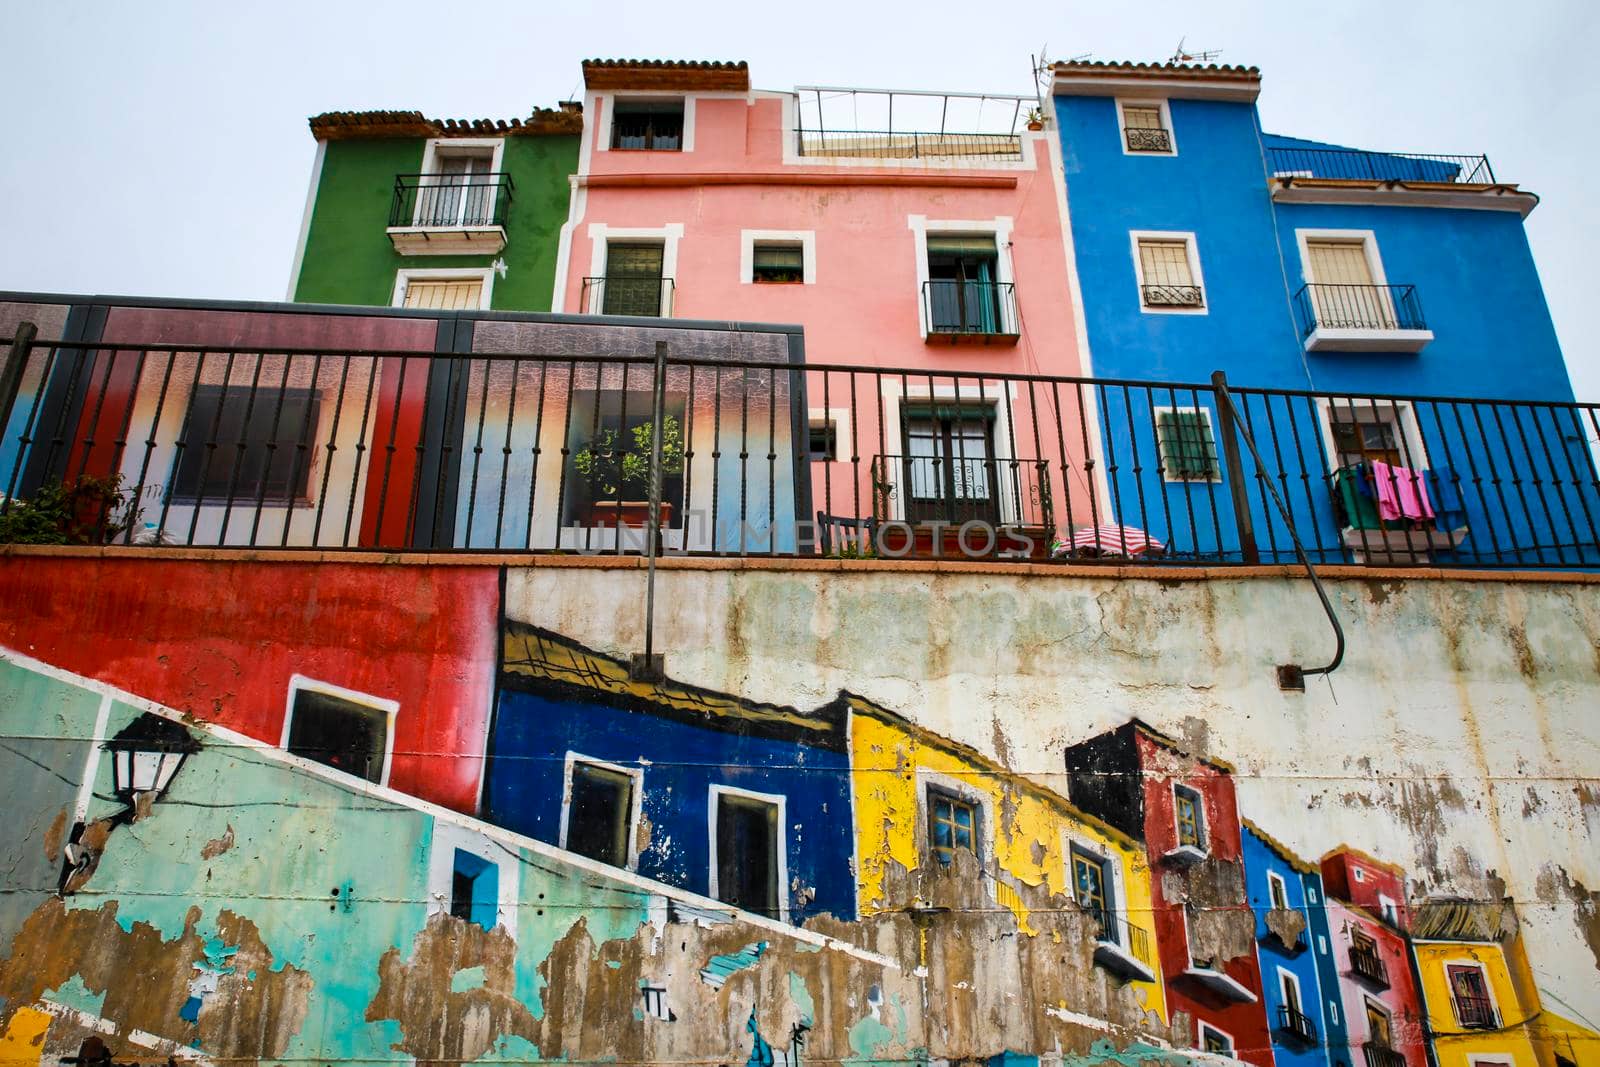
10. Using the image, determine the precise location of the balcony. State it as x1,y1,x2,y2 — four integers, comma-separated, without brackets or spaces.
1277,1004,1318,1045
581,276,676,318
792,86,1030,164
1349,945,1390,987
1182,959,1259,1003
922,280,1019,344
1267,148,1495,185
1141,284,1204,310
1125,127,1173,154
1454,994,1499,1030
1090,913,1157,983
387,173,513,255
865,454,1053,558
1363,1043,1407,1067
798,129,1024,161
1294,284,1433,352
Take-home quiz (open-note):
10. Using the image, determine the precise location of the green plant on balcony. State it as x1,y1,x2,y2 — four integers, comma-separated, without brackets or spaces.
0,474,133,545
572,416,685,500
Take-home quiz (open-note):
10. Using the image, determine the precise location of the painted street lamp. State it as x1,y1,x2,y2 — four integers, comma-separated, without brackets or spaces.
104,712,201,807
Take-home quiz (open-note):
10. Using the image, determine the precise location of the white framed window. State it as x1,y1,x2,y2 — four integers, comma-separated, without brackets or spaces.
1319,934,1329,955
413,138,505,228
1353,866,1367,882
1378,893,1400,926
1365,996,1396,1048
560,752,644,871
1198,1022,1235,1058
609,97,687,151
585,223,683,317
1118,99,1176,156
1173,783,1208,852
808,407,852,462
1446,960,1500,1030
1130,231,1206,313
1294,228,1404,330
1307,886,1319,903
1279,968,1308,1030
708,784,788,921
741,230,816,285
426,821,517,937
907,215,1017,338
915,769,994,873
1267,871,1290,910
1152,406,1221,483
391,267,495,310
1067,837,1121,941
280,675,399,786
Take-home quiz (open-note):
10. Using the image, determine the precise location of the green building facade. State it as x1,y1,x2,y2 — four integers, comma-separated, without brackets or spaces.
290,107,581,311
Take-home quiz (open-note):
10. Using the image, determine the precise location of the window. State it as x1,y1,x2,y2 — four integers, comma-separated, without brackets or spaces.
752,243,805,284
1303,238,1395,330
611,99,684,150
415,149,496,227
1268,871,1290,910
902,408,998,525
1366,999,1393,1047
1200,1024,1234,1057
1280,971,1309,1035
925,235,1006,334
1448,964,1497,1028
809,419,838,461
171,385,320,503
1378,894,1399,926
1353,866,1367,882
1119,101,1174,154
284,682,390,784
712,789,782,919
564,759,636,868
927,786,979,864
1135,236,1204,309
449,848,498,931
1154,407,1220,482
601,242,667,316
1173,785,1206,850
1071,845,1115,941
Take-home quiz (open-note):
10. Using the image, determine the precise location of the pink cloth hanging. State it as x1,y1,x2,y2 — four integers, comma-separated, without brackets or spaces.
1371,460,1435,522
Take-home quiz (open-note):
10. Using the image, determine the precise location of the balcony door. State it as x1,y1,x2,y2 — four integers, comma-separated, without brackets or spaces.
419,153,492,228
1306,239,1392,329
603,243,665,317
926,235,1001,333
903,409,999,525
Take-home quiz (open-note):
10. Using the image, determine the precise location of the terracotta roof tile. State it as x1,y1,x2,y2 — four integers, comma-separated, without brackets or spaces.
1052,59,1261,80
308,106,582,141
582,58,750,92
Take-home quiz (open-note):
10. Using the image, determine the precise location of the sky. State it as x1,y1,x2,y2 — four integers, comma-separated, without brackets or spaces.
1,0,1596,397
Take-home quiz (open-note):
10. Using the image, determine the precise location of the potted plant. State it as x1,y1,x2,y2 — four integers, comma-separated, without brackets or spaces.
1025,108,1045,132
572,415,685,529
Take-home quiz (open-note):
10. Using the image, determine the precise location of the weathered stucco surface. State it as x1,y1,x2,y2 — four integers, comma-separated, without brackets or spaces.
507,565,1600,1013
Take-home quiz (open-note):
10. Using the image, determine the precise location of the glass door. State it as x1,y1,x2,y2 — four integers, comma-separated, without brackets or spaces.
903,412,998,525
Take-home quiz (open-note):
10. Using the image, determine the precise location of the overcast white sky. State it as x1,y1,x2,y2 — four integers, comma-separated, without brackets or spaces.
1,0,1596,398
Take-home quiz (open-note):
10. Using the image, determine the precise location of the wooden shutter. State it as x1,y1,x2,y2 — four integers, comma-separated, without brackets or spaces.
1138,240,1194,286
1122,105,1162,130
1306,240,1375,285
402,278,483,310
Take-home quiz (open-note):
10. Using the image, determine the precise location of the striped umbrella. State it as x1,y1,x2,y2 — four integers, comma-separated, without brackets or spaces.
1061,523,1165,558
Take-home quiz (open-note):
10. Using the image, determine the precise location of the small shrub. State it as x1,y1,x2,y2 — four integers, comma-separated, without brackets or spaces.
0,474,133,545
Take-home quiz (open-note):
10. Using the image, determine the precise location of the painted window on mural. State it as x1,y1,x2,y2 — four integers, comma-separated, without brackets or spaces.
171,385,319,503
714,792,780,919
1173,784,1206,849
449,848,498,931
1449,965,1497,1028
285,687,386,784
562,388,687,529
1071,845,1115,942
1200,1024,1234,1057
752,243,805,284
1366,998,1393,1047
565,760,634,868
611,99,684,151
1268,871,1290,910
928,787,979,865
1155,408,1219,482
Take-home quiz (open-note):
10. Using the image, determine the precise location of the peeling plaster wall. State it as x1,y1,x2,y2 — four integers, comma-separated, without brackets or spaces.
506,565,1600,1018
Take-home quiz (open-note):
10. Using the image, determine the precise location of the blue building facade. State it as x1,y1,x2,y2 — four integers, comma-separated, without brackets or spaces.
1242,820,1344,1067
1051,61,1598,568
485,622,856,925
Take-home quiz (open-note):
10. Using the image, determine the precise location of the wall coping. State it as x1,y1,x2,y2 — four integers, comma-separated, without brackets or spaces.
3,544,1596,586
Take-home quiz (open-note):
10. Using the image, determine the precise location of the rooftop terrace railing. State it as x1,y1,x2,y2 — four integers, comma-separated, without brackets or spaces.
1266,148,1495,184
1,328,1596,570
796,129,1024,161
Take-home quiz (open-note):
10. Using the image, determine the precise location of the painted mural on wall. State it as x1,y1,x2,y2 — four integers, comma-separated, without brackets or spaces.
0,556,1596,1067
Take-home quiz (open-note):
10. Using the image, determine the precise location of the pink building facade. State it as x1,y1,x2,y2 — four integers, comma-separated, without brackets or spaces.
555,60,1104,552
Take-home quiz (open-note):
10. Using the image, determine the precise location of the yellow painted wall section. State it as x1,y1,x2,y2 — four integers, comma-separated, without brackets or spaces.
848,707,1166,1021
0,1006,50,1067
1415,941,1543,1067
1532,1011,1600,1067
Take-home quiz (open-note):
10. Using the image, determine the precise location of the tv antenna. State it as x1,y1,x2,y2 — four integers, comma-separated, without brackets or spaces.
1170,37,1222,64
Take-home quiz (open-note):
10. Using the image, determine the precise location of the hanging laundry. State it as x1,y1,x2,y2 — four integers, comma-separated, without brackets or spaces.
1371,460,1436,522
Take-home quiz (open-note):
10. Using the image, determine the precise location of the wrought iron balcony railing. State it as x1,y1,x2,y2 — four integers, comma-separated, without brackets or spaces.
922,280,1018,340
1454,994,1499,1030
389,173,514,229
1350,944,1390,986
1124,127,1172,153
1363,1042,1407,1067
1295,284,1426,335
580,277,676,318
796,128,1023,161
1141,284,1204,309
1277,1004,1318,1044
1266,148,1495,184
868,454,1052,531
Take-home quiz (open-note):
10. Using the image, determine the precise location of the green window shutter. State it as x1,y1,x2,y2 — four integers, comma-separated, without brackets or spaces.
925,235,997,256
753,244,804,270
1159,410,1218,480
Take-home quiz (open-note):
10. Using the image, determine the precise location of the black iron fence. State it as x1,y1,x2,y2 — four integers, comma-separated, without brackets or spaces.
795,128,1023,161
1141,284,1204,310
1454,994,1499,1029
1124,127,1172,153
1294,284,1427,334
581,277,676,318
1349,944,1390,986
1277,1004,1318,1044
389,173,514,229
1266,148,1495,184
2,327,1597,571
1363,1043,1407,1067
922,280,1018,338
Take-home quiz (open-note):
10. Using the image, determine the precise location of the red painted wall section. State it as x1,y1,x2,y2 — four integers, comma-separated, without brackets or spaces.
0,556,497,814
1136,731,1273,1065
1322,848,1411,929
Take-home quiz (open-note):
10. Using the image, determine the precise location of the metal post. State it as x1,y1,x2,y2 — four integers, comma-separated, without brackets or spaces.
1211,369,1260,565
0,321,37,444
630,340,668,682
